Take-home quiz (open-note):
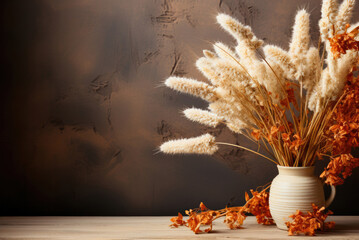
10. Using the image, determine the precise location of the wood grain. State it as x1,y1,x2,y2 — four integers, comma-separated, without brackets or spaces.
0,216,358,239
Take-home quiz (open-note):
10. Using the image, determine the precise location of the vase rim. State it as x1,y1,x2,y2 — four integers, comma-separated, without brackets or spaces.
277,165,314,169
276,165,315,176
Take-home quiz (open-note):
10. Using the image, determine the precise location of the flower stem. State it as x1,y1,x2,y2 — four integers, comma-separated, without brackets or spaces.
217,142,278,164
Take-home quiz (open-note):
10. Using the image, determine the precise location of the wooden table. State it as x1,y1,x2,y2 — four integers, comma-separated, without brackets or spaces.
0,216,358,239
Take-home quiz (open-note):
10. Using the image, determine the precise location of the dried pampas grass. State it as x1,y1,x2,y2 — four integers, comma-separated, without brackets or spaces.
183,108,223,127
165,77,218,102
160,1,359,168
159,134,218,155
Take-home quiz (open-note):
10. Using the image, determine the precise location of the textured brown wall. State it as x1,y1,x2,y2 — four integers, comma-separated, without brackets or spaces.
1,0,359,215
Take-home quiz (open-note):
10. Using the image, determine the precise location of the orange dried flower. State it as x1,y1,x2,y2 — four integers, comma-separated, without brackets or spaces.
169,187,273,234
170,212,186,228
186,210,214,233
182,203,219,234
322,66,359,185
285,204,335,236
200,202,207,211
280,132,305,156
268,125,286,142
281,132,290,142
329,24,359,59
245,190,274,225
251,129,261,140
290,134,304,152
326,76,359,154
280,86,298,109
320,154,359,185
224,207,247,229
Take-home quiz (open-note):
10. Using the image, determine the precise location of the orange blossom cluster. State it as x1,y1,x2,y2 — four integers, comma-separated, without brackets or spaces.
170,189,273,234
285,204,335,236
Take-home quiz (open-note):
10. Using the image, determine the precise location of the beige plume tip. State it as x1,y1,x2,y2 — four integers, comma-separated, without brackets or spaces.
216,13,263,49
203,50,216,58
216,13,232,24
159,133,218,155
216,13,246,36
183,107,223,127
164,76,218,102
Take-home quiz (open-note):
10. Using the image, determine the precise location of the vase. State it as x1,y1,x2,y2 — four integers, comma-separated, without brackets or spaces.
269,166,336,230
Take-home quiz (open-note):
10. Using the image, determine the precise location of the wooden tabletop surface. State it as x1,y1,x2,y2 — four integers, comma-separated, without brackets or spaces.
0,216,358,239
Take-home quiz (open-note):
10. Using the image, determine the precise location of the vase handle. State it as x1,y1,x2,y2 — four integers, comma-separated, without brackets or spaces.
325,185,336,208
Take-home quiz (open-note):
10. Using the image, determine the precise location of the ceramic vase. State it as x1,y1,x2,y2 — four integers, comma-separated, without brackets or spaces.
269,166,336,230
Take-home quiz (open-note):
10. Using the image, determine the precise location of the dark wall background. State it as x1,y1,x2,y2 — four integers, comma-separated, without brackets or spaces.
1,0,359,216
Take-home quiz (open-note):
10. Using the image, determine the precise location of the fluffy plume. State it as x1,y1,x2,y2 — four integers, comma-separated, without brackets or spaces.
309,64,338,112
209,101,250,131
319,68,332,97
214,60,257,98
336,0,356,33
226,120,247,134
213,42,238,61
216,14,275,97
198,56,260,105
308,84,321,112
196,57,218,84
319,0,338,40
263,45,296,80
290,9,310,80
217,14,265,85
216,13,263,50
183,108,223,127
235,45,266,83
318,51,358,104
290,9,310,58
262,45,292,100
330,50,358,99
324,34,338,79
304,47,321,93
159,133,218,155
165,77,218,102
196,57,259,105
263,67,286,103
211,59,244,86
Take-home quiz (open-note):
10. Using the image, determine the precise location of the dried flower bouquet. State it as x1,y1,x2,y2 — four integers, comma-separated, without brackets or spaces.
160,0,359,180
159,0,359,236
